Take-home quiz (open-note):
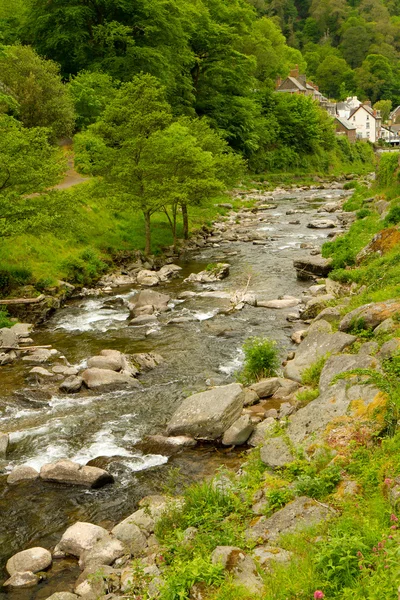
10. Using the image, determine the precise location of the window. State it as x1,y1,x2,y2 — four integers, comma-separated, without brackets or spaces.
366,122,370,129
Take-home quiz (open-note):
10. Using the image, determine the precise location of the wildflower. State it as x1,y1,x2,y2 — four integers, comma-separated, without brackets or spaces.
359,565,363,570
372,547,377,552
384,478,393,486
388,535,393,539
390,525,397,530
357,551,363,557
314,592,324,599
390,514,398,522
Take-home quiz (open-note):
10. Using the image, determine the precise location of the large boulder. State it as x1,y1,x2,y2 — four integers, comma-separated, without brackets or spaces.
211,547,264,596
248,417,276,447
184,263,230,284
136,270,160,286
293,257,332,281
81,368,140,391
130,290,170,314
284,320,356,382
111,520,148,556
249,378,281,399
7,465,39,485
260,437,295,469
78,535,126,570
245,496,335,543
87,349,125,371
40,460,114,488
157,264,182,281
222,415,253,446
356,227,400,264
339,301,400,332
166,383,244,440
6,547,52,576
3,571,38,588
54,522,109,558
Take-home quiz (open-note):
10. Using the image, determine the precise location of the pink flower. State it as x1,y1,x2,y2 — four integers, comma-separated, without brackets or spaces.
384,478,393,486
314,592,324,599
390,525,397,530
357,551,363,557
388,535,393,539
390,514,398,522
385,565,389,569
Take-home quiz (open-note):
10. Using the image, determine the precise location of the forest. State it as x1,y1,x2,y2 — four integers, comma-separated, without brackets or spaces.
0,0,380,294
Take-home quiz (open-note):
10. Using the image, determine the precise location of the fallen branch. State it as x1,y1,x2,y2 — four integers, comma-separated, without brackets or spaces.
0,345,52,351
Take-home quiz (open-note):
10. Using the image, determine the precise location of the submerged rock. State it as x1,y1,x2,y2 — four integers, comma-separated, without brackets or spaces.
81,368,140,390
167,383,244,440
40,460,114,488
6,547,52,576
7,465,39,485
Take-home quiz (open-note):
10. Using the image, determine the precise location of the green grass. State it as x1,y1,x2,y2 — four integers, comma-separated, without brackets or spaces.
236,336,280,385
301,354,329,388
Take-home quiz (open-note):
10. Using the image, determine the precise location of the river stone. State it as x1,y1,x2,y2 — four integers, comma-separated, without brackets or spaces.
301,294,335,319
284,320,356,382
211,547,264,596
131,352,164,371
245,496,335,543
54,522,109,558
184,263,230,284
3,571,38,588
87,351,124,371
222,415,253,446
257,296,300,309
307,219,336,229
243,388,259,406
131,290,170,313
40,460,114,488
249,378,281,399
293,257,333,280
74,565,118,598
0,432,9,457
248,417,276,447
260,437,294,469
117,508,155,535
139,434,196,455
59,376,83,393
45,593,78,600
158,264,182,281
79,535,126,570
253,546,293,570
167,383,244,440
9,322,33,338
6,547,52,576
7,465,39,484
138,494,171,522
81,368,140,390
291,330,306,344
22,348,54,363
136,270,159,286
111,520,148,556
29,366,54,378
339,300,400,332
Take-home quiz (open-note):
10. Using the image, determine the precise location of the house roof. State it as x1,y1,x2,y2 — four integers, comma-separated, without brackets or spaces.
335,116,357,130
349,104,378,120
284,76,307,91
390,106,400,117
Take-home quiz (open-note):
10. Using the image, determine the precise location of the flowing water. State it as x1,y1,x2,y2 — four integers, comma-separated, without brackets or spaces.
0,187,348,596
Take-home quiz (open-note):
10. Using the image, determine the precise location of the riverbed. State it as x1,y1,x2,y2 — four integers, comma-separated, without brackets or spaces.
0,186,348,594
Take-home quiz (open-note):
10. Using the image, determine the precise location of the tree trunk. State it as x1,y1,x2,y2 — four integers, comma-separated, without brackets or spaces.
182,203,189,240
144,211,151,255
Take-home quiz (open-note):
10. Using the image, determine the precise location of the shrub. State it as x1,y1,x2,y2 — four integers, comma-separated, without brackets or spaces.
383,205,400,226
0,309,13,328
294,463,341,499
236,336,280,384
356,208,372,219
0,265,33,297
301,355,329,388
296,388,320,405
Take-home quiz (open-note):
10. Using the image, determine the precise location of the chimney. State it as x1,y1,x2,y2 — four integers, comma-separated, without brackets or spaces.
276,77,282,89
290,64,299,78
364,100,372,107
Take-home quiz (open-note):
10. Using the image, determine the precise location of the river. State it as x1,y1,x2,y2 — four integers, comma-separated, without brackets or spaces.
0,185,348,597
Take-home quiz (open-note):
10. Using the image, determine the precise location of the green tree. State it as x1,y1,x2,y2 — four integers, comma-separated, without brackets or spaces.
356,53,394,103
68,71,118,130
0,45,75,140
0,115,65,237
316,55,355,99
340,25,372,68
374,99,392,122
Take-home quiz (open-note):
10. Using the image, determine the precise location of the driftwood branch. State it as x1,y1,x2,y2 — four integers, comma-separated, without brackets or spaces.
1,345,52,351
0,294,45,305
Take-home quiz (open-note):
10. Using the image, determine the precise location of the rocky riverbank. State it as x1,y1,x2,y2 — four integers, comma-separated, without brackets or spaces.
4,174,400,599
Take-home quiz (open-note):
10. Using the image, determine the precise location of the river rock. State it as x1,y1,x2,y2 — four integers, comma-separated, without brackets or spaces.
243,388,259,406
6,547,52,576
130,290,170,314
317,201,341,213
115,508,155,537
3,571,38,588
7,465,39,484
0,432,9,457
29,366,54,378
138,435,196,455
339,300,400,332
284,320,356,382
184,263,230,284
79,535,126,570
157,264,182,281
300,294,335,319
308,284,326,296
307,219,336,229
74,565,119,598
211,547,264,596
131,352,164,371
249,378,281,399
245,496,335,543
129,315,159,326
222,415,253,446
111,520,148,556
260,437,294,469
166,383,244,440
257,296,300,309
54,522,109,558
291,330,306,344
40,460,114,488
59,376,83,393
45,593,78,600
136,270,159,286
87,349,125,371
293,257,333,280
248,417,276,447
22,348,55,363
81,368,140,390
9,322,33,338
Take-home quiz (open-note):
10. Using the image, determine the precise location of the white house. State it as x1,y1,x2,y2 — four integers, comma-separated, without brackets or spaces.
348,103,381,143
381,126,400,146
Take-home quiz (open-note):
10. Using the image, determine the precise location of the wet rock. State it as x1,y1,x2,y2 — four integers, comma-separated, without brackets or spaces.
167,383,244,440
257,296,300,309
250,378,281,399
307,219,336,229
22,348,56,363
74,565,119,598
59,376,83,393
138,434,196,455
79,535,126,570
222,415,253,446
45,593,78,600
129,315,159,326
253,546,293,570
284,320,356,382
245,496,335,543
301,294,335,319
3,571,38,588
339,301,400,332
129,290,170,315
260,437,294,469
137,270,160,286
291,330,306,344
184,263,230,284
40,460,114,488
157,264,182,281
87,350,125,371
54,522,109,558
81,368,140,391
248,417,276,447
294,257,332,281
6,547,52,575
243,388,259,406
13,388,52,406
131,352,164,371
29,366,54,378
7,465,39,484
111,520,148,556
211,546,264,596
377,338,400,360
0,432,9,457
